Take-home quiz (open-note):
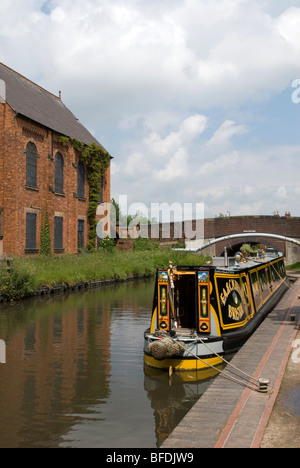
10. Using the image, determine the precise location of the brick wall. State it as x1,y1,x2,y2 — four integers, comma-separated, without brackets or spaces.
151,215,300,256
211,215,300,239
0,104,110,256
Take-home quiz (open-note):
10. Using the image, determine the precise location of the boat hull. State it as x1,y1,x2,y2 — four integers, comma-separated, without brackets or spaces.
144,353,223,371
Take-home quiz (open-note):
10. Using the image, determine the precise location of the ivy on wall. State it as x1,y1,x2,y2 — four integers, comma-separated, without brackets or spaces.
40,207,51,255
59,137,111,250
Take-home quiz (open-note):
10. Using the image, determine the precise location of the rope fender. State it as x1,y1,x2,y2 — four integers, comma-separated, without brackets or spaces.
148,337,185,360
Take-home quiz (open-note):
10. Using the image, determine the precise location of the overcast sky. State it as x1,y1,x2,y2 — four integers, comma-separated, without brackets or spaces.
1,0,300,220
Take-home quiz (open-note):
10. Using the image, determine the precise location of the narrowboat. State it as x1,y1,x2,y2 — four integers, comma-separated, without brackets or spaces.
144,252,287,372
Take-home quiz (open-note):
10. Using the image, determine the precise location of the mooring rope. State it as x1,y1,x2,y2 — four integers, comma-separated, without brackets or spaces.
172,339,264,392
196,336,261,386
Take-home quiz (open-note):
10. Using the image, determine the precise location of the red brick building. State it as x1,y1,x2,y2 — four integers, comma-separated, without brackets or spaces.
0,63,111,256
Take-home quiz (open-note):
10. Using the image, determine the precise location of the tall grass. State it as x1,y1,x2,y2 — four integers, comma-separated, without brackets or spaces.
286,262,300,270
0,249,209,300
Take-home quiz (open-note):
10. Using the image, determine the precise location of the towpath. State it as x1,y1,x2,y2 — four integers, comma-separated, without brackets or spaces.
162,273,300,449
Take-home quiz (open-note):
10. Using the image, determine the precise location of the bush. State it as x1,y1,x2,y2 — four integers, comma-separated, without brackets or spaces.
134,237,159,251
0,267,37,301
98,236,116,252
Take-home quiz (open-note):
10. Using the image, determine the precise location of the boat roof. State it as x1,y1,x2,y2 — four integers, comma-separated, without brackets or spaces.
172,253,284,274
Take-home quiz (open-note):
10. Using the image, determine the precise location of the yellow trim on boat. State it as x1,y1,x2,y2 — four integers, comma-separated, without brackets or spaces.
144,354,223,371
144,364,223,381
150,307,157,334
210,305,221,336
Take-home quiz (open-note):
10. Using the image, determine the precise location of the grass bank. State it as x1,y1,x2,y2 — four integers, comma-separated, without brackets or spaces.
0,249,209,301
287,262,300,270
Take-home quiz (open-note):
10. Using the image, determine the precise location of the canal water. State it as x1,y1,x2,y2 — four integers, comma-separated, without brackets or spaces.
0,279,216,448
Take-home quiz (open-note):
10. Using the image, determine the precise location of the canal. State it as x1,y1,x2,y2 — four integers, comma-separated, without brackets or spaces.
0,279,216,448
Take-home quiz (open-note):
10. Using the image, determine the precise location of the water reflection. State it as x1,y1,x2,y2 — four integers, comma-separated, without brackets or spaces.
0,279,217,448
144,367,220,446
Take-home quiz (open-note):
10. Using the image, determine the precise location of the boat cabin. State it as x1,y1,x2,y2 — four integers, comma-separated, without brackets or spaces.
153,255,286,336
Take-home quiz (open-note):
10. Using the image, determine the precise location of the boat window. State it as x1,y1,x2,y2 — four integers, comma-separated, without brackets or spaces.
270,259,286,290
278,259,286,279
250,271,261,310
258,267,271,302
271,262,280,283
241,276,252,317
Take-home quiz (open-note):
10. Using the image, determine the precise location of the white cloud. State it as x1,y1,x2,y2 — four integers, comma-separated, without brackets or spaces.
118,114,207,184
2,0,300,115
275,186,288,200
197,151,240,177
276,7,300,49
156,147,189,181
125,152,150,178
180,115,208,138
204,120,249,154
0,0,300,217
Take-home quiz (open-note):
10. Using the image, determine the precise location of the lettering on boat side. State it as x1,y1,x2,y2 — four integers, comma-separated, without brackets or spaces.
228,303,244,321
219,279,246,322
106,452,194,465
292,339,300,364
220,279,241,306
0,339,6,364
292,79,300,104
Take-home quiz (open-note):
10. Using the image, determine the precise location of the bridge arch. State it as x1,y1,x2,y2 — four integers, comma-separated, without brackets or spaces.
215,236,282,257
188,233,300,264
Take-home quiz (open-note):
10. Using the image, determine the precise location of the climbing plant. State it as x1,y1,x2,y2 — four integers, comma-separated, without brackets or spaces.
40,206,51,255
59,137,111,250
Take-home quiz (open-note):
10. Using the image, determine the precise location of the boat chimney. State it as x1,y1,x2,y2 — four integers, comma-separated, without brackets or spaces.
224,246,228,267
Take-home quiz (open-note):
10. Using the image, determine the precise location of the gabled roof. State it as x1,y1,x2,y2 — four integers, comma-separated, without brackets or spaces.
0,62,101,147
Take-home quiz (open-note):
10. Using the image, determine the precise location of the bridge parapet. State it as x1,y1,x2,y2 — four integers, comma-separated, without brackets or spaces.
150,215,300,263
185,233,300,265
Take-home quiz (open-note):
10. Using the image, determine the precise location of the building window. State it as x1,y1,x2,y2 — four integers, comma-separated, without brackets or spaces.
0,212,2,239
55,152,64,194
26,142,38,188
54,216,64,252
78,219,84,249
25,213,37,252
77,161,85,199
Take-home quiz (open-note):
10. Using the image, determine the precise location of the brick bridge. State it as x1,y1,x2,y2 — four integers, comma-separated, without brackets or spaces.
152,215,300,264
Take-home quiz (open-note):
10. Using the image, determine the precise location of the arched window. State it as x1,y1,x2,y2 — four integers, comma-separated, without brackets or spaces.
26,142,38,188
77,161,85,199
55,152,64,194
54,216,64,252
